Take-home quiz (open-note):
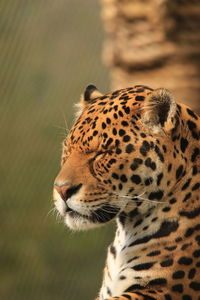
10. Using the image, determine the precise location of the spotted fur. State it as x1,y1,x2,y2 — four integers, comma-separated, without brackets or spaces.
53,85,200,300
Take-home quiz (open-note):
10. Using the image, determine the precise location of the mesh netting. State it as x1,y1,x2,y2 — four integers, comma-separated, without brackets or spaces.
0,1,112,300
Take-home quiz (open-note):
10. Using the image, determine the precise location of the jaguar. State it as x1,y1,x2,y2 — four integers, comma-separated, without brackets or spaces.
53,84,200,300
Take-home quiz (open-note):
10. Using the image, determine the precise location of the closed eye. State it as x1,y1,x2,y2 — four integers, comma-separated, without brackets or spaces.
88,150,110,177
94,150,106,158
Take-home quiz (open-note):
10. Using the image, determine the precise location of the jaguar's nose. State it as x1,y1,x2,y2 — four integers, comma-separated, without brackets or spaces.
54,183,82,202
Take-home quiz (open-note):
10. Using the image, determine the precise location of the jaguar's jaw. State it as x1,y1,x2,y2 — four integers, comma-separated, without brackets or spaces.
54,198,97,231
64,211,104,231
65,204,120,231
53,190,121,231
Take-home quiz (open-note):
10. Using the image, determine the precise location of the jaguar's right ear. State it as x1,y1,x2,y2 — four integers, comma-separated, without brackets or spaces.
82,84,103,107
142,88,177,133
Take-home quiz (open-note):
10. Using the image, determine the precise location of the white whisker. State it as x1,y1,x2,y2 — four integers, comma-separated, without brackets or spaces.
61,110,70,133
111,192,164,204
45,207,57,219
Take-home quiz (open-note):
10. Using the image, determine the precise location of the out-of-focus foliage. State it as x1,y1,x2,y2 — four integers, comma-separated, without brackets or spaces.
0,1,112,300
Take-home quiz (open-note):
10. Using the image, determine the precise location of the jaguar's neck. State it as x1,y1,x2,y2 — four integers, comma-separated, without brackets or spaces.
115,170,200,250
100,165,200,300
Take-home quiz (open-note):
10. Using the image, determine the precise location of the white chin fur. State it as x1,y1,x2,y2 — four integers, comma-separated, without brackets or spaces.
64,214,103,231
53,190,66,216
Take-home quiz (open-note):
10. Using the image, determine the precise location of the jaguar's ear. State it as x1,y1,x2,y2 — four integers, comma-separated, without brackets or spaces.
142,88,177,132
75,85,103,117
82,84,103,106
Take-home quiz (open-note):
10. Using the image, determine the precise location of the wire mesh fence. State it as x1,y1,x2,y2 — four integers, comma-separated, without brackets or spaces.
0,1,112,300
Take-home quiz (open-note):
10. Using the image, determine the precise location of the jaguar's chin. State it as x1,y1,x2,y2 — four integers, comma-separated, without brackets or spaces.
64,205,120,231
64,213,103,231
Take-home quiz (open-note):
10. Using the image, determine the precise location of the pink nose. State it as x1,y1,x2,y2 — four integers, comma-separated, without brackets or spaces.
54,183,82,202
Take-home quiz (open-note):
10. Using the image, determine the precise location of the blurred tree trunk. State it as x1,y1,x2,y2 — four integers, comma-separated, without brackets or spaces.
100,0,200,113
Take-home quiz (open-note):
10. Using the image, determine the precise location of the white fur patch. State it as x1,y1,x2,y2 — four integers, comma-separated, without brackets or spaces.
53,189,66,216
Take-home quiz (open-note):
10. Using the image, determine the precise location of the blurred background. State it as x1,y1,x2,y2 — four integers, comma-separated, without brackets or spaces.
101,0,200,113
1,1,200,300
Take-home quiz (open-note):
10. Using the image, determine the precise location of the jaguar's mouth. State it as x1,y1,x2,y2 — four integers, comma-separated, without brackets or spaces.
65,205,90,219
66,204,120,224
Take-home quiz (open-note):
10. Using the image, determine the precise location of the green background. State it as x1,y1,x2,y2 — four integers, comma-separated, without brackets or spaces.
0,1,114,299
